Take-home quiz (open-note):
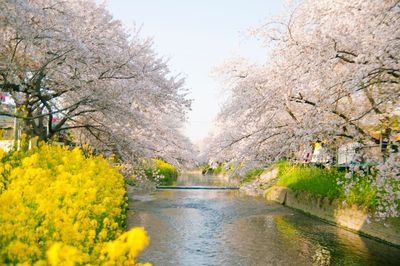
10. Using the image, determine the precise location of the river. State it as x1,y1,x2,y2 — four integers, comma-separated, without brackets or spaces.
127,174,400,266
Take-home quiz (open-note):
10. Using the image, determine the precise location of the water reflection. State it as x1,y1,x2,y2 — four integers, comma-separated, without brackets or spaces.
128,178,400,266
176,173,240,187
274,215,332,265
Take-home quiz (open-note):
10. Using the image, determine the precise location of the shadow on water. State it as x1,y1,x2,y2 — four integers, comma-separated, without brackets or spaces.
127,175,400,266
270,215,400,265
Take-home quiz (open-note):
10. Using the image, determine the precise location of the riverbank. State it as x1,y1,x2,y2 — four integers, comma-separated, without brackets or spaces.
266,186,400,247
240,164,400,247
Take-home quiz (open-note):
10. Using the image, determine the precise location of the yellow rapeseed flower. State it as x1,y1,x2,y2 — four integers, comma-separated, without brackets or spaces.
0,143,151,265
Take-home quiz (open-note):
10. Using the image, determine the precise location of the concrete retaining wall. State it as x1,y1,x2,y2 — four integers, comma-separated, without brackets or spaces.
265,186,400,247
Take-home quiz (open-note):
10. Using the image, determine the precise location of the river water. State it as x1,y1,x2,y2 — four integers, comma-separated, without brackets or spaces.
127,174,400,266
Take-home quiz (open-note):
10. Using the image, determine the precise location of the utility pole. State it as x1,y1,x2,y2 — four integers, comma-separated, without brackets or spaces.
13,106,19,150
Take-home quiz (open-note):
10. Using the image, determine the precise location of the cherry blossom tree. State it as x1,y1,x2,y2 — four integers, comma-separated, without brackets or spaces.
207,0,399,217
0,0,193,164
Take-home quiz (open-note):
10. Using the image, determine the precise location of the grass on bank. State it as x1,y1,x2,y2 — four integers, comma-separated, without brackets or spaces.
275,161,378,209
275,161,343,199
240,161,378,211
240,168,264,185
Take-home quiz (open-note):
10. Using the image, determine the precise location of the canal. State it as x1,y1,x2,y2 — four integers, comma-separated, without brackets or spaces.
127,174,400,265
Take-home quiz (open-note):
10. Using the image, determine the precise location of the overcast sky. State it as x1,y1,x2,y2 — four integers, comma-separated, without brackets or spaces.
103,0,285,143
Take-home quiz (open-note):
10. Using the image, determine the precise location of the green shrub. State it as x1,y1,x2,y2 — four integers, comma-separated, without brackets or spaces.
338,173,378,210
193,164,211,174
213,164,224,175
207,164,236,176
155,159,178,185
144,159,178,185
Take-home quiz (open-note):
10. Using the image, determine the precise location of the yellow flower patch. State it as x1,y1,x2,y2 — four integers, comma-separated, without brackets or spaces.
0,144,150,265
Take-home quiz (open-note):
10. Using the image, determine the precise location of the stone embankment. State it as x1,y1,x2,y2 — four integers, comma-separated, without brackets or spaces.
240,167,279,195
240,167,400,247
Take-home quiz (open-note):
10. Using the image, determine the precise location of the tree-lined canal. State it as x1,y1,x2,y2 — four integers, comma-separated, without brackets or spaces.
127,176,400,266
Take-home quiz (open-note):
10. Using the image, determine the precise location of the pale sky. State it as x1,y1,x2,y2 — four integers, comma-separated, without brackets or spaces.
104,0,285,143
